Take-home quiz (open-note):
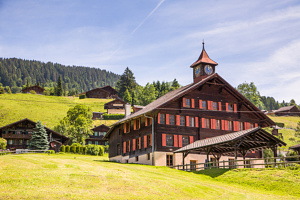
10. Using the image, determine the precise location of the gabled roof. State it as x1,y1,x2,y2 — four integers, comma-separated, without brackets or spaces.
91,124,110,131
174,127,286,154
101,85,118,94
289,143,300,150
105,73,275,139
274,105,299,112
21,85,45,92
86,88,109,94
190,45,218,68
104,98,127,106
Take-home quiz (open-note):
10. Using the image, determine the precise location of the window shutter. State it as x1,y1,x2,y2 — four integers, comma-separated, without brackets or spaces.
174,135,178,147
133,139,136,151
128,140,130,152
179,135,183,147
191,99,195,108
211,119,216,129
221,120,225,130
139,137,141,149
226,103,229,112
202,118,206,128
162,134,166,146
208,101,211,110
145,118,148,126
199,100,202,109
158,113,160,124
124,123,127,133
166,114,170,125
186,116,189,127
189,136,194,144
144,135,147,148
234,104,237,113
150,134,152,146
224,120,228,130
134,120,136,130
123,141,126,153
176,115,180,126
195,117,199,127
255,123,258,128
183,98,186,107
233,121,238,131
218,102,222,111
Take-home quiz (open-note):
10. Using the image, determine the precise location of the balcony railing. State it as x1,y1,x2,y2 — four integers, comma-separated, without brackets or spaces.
2,133,32,139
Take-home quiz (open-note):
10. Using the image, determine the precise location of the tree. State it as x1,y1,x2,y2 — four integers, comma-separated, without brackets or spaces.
135,83,156,106
29,121,49,150
290,99,297,106
237,82,265,110
116,67,137,99
56,76,63,96
123,89,132,104
171,78,180,90
5,86,12,94
0,138,7,149
54,104,93,144
0,83,4,94
295,121,300,138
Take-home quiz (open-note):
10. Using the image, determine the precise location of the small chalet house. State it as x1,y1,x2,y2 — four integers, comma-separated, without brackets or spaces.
104,98,128,115
273,105,300,116
86,124,109,145
0,118,69,152
83,85,118,99
105,44,277,167
22,85,45,94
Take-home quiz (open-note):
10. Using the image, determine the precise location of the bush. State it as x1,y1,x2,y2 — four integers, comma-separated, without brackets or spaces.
60,145,65,153
46,150,55,154
29,90,36,94
70,145,76,153
103,113,125,120
0,138,7,150
104,145,109,153
79,146,84,154
286,151,299,161
65,145,70,153
86,144,104,156
276,122,285,128
79,94,86,99
82,146,87,154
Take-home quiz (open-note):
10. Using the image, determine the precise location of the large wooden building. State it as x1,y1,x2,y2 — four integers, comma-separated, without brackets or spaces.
21,85,45,94
104,44,277,166
86,124,109,145
0,118,69,152
83,86,118,99
273,105,300,116
104,98,128,114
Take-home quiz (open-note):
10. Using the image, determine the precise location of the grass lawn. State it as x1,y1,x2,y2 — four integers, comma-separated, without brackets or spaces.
0,153,299,199
0,94,114,129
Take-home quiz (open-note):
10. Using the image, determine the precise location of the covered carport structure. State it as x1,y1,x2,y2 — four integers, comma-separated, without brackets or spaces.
174,127,286,169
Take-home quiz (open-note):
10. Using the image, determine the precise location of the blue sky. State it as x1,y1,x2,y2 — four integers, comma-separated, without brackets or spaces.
1,0,300,103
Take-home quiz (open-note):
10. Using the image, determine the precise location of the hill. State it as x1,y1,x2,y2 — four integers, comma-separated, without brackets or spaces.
0,153,298,199
0,94,118,129
0,57,120,93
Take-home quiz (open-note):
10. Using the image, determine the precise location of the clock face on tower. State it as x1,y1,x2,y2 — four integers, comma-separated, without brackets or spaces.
195,66,200,76
204,65,213,75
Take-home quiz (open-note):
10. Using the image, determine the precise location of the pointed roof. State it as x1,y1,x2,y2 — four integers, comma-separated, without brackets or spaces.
190,42,218,68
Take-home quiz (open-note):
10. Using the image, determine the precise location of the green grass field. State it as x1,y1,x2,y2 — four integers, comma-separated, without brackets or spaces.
0,153,299,199
0,94,114,129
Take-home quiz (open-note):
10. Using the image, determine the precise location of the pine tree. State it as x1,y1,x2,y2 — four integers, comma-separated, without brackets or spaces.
117,67,137,99
29,121,49,150
56,76,63,96
123,89,132,104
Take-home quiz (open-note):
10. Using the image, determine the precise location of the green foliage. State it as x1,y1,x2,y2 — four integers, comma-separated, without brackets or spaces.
102,113,125,120
46,150,55,154
30,90,36,94
104,145,109,153
286,151,299,161
54,104,93,144
116,67,137,100
0,84,5,94
65,145,70,153
82,146,87,154
55,76,63,96
237,82,265,110
275,122,285,128
79,94,86,99
135,83,156,106
86,144,104,156
29,120,49,150
70,145,76,153
5,86,12,94
123,89,132,104
295,121,300,138
60,145,65,153
263,148,274,164
0,138,7,149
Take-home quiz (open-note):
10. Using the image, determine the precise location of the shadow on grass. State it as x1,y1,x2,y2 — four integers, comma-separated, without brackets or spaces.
192,168,231,178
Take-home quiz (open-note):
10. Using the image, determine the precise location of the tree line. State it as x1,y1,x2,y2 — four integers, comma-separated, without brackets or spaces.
0,57,120,94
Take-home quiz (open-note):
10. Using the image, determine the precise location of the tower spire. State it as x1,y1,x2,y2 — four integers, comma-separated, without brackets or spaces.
202,40,205,50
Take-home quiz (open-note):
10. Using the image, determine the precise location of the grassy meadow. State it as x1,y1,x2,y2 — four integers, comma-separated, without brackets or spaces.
0,153,299,200
0,94,114,129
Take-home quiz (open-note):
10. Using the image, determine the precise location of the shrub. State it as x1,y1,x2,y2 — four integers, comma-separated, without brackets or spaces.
46,150,55,154
275,122,284,128
70,145,76,153
0,138,7,150
86,144,104,156
79,146,84,154
79,94,86,99
65,145,70,153
60,145,65,153
103,113,125,120
76,146,81,153
286,151,299,161
82,146,87,154
29,90,36,94
104,145,109,153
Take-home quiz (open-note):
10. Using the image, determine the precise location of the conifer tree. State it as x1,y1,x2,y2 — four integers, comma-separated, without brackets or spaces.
29,121,49,150
56,76,63,96
123,89,132,104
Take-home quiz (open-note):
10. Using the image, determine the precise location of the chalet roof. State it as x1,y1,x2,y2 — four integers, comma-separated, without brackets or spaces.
21,85,45,92
101,85,118,94
174,127,286,155
0,118,69,141
105,73,275,139
289,143,300,150
86,88,109,94
190,45,218,68
91,124,110,131
133,105,145,109
274,105,299,112
81,85,117,96
104,98,127,106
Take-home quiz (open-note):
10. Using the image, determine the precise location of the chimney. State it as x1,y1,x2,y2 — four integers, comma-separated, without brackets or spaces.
125,104,131,117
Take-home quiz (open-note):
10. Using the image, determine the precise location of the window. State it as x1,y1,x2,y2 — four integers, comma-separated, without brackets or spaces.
147,153,151,160
147,135,151,146
95,141,99,145
103,132,106,136
166,134,173,146
180,116,185,126
185,98,191,107
166,155,173,166
202,100,207,110
88,141,92,144
136,138,140,150
99,132,104,136
239,122,244,131
136,118,141,129
160,114,166,124
213,102,218,110
105,141,108,146
205,118,210,129
250,123,254,128
169,115,175,125
94,132,98,136
228,104,233,112
136,156,139,162
182,136,189,146
189,117,195,127
125,122,130,133
216,120,221,130
228,121,233,131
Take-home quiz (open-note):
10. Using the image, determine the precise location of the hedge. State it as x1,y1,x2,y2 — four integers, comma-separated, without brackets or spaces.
79,94,86,99
60,145,65,153
103,113,125,120
275,122,285,128
65,145,70,153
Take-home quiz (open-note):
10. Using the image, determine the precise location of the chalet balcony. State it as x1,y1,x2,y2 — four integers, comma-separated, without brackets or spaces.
2,133,32,139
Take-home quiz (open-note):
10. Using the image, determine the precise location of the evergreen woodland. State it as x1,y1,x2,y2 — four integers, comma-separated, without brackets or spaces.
29,120,49,150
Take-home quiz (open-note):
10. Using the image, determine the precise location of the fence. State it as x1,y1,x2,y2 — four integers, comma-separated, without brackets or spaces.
0,149,48,156
170,155,300,171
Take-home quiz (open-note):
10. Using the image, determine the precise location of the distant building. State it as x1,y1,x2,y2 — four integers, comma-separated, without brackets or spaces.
273,105,300,116
104,99,128,115
86,124,109,145
22,85,45,94
92,112,104,120
133,105,145,113
0,118,69,152
81,86,118,99
289,144,300,155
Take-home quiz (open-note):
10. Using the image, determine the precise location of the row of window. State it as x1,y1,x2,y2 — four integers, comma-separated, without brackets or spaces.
123,117,152,134
159,114,197,127
7,139,29,145
93,132,106,136
87,141,108,145
2,131,32,135
162,134,194,147
123,134,152,154
183,98,237,112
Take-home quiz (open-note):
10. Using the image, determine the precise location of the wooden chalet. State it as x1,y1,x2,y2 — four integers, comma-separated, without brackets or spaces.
104,44,282,167
22,85,45,94
83,85,118,99
0,118,69,152
273,105,300,116
104,98,128,115
86,124,109,145
92,112,104,120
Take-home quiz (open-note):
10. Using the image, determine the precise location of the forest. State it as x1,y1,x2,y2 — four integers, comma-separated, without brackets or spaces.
0,58,120,93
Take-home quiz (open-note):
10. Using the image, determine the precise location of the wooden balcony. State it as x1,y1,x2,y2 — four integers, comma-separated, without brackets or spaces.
2,133,32,139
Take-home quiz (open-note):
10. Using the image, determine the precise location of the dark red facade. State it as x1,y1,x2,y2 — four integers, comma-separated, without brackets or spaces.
86,124,109,146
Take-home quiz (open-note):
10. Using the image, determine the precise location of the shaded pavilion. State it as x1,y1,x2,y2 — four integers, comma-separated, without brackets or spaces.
174,127,286,169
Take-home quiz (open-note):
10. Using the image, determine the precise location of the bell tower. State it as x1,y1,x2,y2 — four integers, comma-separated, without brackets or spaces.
190,42,218,83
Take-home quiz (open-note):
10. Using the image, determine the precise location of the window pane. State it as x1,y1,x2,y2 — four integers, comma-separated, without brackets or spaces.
205,119,210,128
94,132,98,136
166,134,173,146
213,102,218,110
185,99,190,107
216,120,220,130
180,116,185,126
202,101,207,110
228,104,233,112
189,117,194,127
228,121,233,131
160,114,166,124
169,115,175,125
182,136,189,146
